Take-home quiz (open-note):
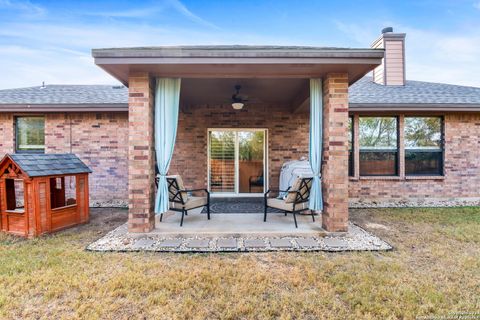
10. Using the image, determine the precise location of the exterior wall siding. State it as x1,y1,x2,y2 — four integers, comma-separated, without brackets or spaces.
384,40,405,86
0,112,128,207
349,113,480,207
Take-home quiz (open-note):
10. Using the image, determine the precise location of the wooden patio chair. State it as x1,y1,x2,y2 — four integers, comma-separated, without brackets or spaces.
155,175,210,226
263,177,315,228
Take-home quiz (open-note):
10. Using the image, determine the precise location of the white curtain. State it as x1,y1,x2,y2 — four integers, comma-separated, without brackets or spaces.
308,78,323,211
154,78,181,214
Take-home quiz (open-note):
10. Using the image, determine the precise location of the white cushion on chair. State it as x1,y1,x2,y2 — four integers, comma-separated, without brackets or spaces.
170,196,207,210
267,198,309,212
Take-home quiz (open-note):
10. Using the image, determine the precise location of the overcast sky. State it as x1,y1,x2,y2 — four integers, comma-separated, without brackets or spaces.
1,0,479,89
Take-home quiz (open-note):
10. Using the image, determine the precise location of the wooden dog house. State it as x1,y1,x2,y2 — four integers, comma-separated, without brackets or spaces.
0,153,91,238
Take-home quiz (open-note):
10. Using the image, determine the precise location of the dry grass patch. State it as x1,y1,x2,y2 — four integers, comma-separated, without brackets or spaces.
0,207,479,319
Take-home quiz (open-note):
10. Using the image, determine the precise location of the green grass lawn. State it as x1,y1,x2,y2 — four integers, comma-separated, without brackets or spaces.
0,207,479,319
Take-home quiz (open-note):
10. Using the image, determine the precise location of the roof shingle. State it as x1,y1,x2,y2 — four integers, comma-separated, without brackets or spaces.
1,77,480,109
8,154,92,177
350,77,480,105
0,84,127,105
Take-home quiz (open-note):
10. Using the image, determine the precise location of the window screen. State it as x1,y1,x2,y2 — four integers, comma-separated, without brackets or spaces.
405,117,443,175
359,117,398,176
16,117,45,153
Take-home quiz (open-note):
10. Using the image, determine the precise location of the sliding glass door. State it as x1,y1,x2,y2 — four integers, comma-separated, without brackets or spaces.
208,129,267,195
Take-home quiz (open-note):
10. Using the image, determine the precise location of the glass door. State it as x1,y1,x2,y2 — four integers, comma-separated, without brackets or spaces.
208,129,266,195
208,130,236,193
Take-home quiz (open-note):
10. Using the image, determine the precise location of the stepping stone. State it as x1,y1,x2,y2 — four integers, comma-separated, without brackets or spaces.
295,238,319,248
186,239,210,248
244,239,267,248
270,238,293,248
159,239,182,248
131,238,155,249
323,238,348,248
217,238,237,249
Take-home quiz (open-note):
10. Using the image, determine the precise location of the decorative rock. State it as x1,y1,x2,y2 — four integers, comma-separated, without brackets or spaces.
86,222,392,253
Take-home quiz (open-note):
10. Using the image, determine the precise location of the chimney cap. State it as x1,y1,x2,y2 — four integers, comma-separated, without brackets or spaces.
382,27,393,34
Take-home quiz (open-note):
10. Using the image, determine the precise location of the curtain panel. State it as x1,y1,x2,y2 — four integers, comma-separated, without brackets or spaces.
308,78,324,211
154,78,181,214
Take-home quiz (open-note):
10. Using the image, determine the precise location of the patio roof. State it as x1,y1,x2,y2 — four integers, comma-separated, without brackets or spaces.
92,45,384,86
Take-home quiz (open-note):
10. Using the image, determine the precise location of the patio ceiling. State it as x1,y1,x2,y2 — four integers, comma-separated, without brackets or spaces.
92,46,384,87
180,78,309,110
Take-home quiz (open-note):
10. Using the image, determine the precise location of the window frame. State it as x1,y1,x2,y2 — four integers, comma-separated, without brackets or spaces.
348,116,354,177
404,116,445,176
358,116,400,177
15,116,45,154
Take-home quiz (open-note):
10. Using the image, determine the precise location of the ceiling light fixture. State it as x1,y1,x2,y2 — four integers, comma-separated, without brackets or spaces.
232,102,244,110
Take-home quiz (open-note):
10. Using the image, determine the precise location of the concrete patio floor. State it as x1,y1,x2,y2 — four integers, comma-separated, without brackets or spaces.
150,208,325,237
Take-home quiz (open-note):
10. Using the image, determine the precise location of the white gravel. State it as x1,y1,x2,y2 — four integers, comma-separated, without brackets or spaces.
87,223,392,253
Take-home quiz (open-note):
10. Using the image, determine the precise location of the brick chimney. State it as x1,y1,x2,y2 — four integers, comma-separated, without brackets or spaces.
371,27,406,86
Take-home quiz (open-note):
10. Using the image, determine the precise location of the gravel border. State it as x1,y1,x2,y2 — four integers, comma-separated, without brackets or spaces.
86,223,392,253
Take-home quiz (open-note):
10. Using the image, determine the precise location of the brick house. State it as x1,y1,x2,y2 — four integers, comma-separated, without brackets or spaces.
1,28,480,232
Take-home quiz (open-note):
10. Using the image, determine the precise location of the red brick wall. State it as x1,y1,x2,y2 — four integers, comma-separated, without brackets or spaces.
0,114,14,155
127,73,156,232
169,103,310,192
0,112,128,206
2,110,480,211
349,113,480,206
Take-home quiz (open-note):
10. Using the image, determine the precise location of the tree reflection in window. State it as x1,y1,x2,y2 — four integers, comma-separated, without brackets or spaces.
359,117,398,176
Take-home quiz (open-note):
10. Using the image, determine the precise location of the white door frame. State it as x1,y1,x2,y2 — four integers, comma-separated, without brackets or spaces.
207,128,268,197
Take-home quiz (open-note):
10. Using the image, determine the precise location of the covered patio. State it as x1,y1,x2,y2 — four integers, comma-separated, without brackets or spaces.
92,46,383,233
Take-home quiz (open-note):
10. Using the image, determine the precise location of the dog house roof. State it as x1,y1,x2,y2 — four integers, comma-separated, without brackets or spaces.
5,153,92,177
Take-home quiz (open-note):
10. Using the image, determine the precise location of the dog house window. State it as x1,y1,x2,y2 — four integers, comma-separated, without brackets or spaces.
50,176,77,209
359,116,399,176
16,116,45,153
5,179,25,212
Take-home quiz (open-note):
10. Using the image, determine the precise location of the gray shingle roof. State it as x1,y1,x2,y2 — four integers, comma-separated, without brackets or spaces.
8,154,91,177
0,84,127,105
1,77,480,110
350,77,480,105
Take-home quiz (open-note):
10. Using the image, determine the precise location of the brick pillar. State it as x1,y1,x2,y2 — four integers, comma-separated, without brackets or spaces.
128,72,156,232
321,73,349,232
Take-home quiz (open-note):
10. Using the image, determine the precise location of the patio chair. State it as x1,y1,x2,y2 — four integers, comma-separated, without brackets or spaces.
263,177,314,228
155,175,210,226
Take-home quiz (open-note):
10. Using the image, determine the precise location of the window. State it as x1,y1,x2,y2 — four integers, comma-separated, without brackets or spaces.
16,116,45,153
405,117,443,175
5,179,25,212
50,176,77,209
348,117,354,176
359,117,398,176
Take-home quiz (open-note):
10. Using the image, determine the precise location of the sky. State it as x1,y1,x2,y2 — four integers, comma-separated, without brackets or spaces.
0,0,480,89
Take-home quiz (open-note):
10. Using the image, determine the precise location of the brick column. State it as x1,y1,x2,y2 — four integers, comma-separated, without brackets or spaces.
321,73,349,232
128,72,156,232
